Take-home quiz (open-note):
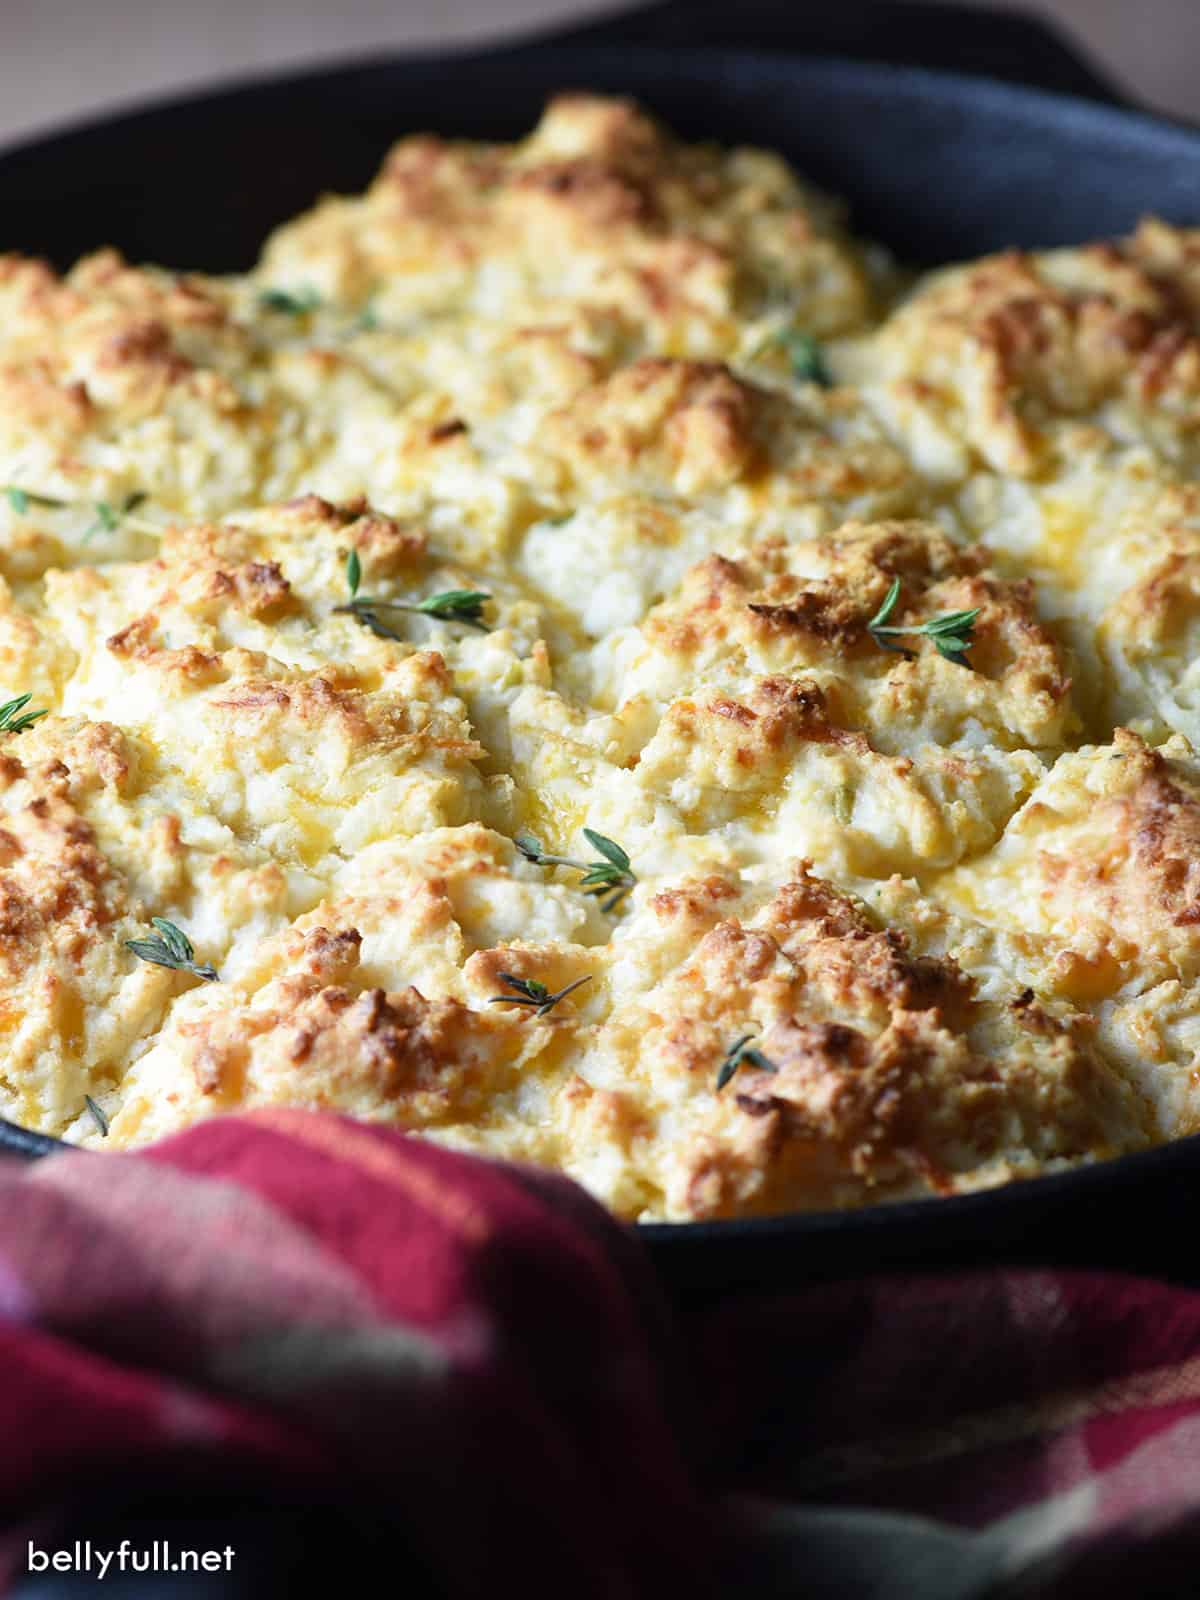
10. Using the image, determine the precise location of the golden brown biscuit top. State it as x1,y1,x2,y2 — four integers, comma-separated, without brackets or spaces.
259,93,875,348
857,219,1200,478
0,93,1197,1219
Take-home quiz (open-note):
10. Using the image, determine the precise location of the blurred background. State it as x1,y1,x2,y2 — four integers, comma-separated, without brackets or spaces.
1,0,1197,149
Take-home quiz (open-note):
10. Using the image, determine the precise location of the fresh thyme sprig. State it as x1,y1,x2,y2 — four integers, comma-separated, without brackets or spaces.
84,1095,109,1137
5,486,148,543
0,693,48,734
258,287,323,315
715,1034,778,1092
257,288,382,339
756,328,832,387
124,917,218,982
781,330,833,387
515,829,637,913
335,550,491,636
866,577,981,668
4,486,66,515
406,589,491,627
83,492,147,543
487,972,593,1017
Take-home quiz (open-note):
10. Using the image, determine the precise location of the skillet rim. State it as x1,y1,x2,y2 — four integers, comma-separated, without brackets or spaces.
3,43,1200,198
2,43,1200,1241
637,1132,1200,1245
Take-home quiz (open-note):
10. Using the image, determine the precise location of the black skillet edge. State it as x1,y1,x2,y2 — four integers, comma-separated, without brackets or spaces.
550,0,1128,106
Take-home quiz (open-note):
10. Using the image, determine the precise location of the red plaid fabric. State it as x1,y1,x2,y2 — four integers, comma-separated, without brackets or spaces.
0,1111,1198,1596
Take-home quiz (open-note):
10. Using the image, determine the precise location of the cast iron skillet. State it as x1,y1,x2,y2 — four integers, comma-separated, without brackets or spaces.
3,2,1200,1306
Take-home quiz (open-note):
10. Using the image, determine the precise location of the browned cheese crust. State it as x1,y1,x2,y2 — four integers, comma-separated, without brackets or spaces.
0,95,1195,1219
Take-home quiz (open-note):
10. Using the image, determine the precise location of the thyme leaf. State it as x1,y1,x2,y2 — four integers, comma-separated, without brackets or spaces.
5,483,147,540
413,589,490,627
340,600,407,641
582,828,631,872
5,487,145,540
715,1034,777,1092
124,917,218,982
756,328,832,387
487,972,593,1017
515,830,636,912
82,492,147,543
259,287,322,315
866,577,981,668
84,1095,109,1137
336,554,491,635
4,486,66,515
780,329,833,387
0,693,48,734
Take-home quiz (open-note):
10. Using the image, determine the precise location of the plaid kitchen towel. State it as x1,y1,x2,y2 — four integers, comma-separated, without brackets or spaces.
0,1112,1199,1597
